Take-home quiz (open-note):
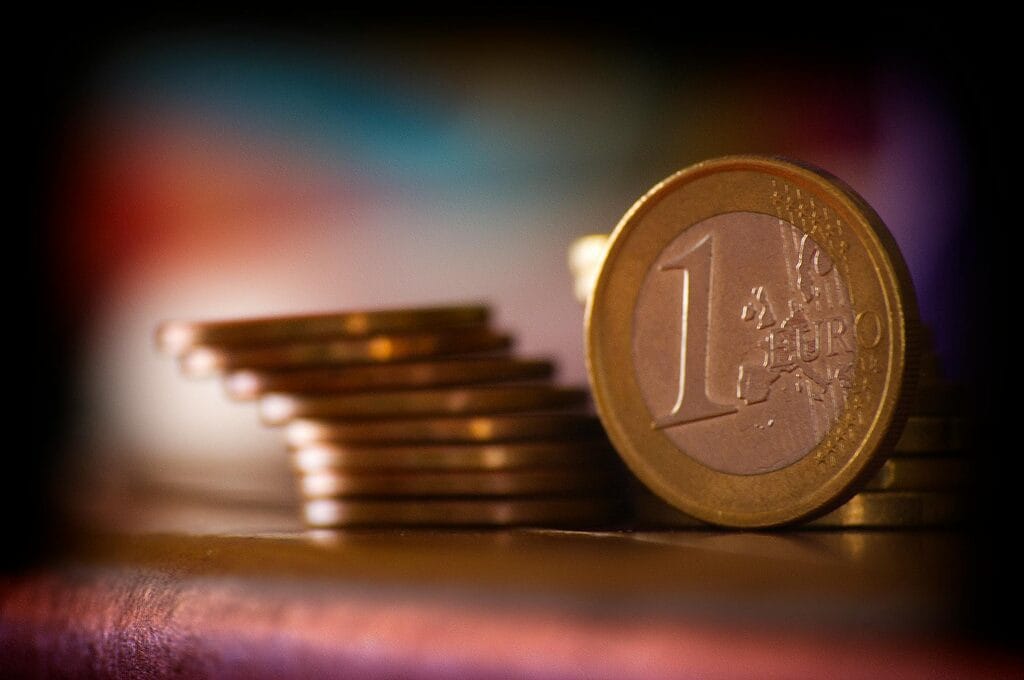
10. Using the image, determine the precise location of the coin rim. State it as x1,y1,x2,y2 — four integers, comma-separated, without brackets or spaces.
259,385,589,424
298,468,615,498
156,305,489,355
178,326,512,377
290,441,618,472
586,155,919,527
285,413,606,445
224,357,555,400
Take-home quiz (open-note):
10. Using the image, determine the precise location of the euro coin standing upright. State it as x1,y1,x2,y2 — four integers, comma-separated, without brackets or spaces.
586,156,919,527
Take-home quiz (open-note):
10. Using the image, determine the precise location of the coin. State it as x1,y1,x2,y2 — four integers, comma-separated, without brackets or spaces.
894,416,964,453
290,441,619,472
810,492,962,528
568,234,611,304
587,156,919,527
285,413,607,447
260,385,589,425
224,357,554,400
302,497,617,527
285,413,606,446
298,468,615,498
179,327,511,377
156,305,489,356
633,489,961,528
908,383,963,416
863,456,967,491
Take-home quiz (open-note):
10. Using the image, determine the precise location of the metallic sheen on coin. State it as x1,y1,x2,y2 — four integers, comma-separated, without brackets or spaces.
286,414,606,446
863,456,967,491
290,441,618,472
587,156,918,527
568,234,612,304
260,386,588,425
299,469,614,498
179,327,511,377
156,305,489,356
224,357,554,400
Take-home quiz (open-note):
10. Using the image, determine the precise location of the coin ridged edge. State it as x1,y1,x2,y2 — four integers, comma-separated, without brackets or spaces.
585,155,920,527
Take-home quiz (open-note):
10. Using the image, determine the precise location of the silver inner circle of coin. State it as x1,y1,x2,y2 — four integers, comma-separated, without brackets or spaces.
631,211,857,475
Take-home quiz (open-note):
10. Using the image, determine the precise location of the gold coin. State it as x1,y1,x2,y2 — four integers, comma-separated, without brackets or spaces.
298,468,614,498
588,156,919,527
286,413,606,446
302,497,617,527
863,456,967,491
894,416,964,453
809,492,962,528
290,441,619,472
224,357,554,400
179,327,511,377
908,385,962,416
156,305,489,356
633,489,961,528
568,234,611,304
260,385,588,425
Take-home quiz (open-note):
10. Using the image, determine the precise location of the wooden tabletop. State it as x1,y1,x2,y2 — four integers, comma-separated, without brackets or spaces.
2,518,1021,679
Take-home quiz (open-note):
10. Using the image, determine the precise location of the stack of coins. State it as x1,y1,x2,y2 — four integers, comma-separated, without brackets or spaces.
571,239,966,529
156,305,623,528
630,338,967,528
568,156,965,529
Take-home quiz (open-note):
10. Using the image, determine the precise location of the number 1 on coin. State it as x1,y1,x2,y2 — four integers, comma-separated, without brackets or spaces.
655,234,737,429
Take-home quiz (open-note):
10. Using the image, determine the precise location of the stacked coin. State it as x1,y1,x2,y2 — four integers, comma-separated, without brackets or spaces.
571,238,965,529
157,305,623,528
568,157,963,529
629,337,966,529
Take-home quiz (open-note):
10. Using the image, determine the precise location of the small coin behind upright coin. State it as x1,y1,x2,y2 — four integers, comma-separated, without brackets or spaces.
807,492,963,528
863,456,968,491
224,357,554,400
894,416,964,453
260,385,589,425
285,413,607,446
588,156,919,527
303,497,617,528
290,441,619,473
568,234,612,304
156,305,489,356
180,327,511,377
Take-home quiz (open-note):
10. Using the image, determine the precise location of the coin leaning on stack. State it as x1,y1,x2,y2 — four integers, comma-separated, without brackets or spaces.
570,156,965,529
156,305,624,528
627,334,967,528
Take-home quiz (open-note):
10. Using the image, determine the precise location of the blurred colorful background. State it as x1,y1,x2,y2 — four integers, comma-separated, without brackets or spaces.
25,15,1007,638
51,30,970,484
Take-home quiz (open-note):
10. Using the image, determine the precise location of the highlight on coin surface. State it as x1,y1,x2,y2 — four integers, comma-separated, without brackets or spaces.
258,385,589,425
178,327,512,377
586,155,919,527
568,234,612,304
156,305,489,355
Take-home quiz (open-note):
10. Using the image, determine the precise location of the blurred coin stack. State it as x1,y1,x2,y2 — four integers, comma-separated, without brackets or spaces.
570,234,967,529
157,306,624,528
